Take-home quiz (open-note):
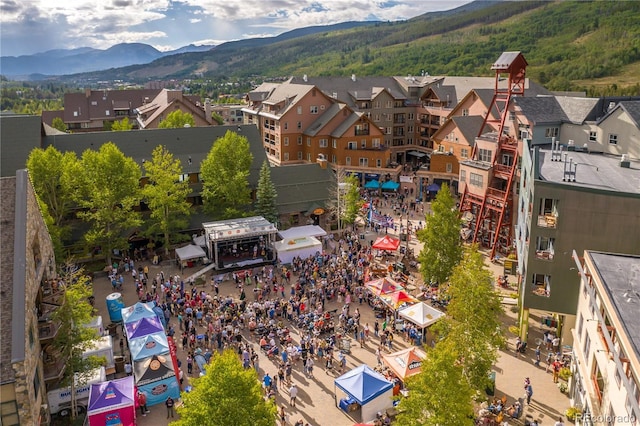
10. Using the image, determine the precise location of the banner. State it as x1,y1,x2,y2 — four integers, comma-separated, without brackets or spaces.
167,336,182,391
370,210,394,228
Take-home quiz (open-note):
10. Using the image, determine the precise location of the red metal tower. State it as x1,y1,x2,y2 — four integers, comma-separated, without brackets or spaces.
459,52,527,259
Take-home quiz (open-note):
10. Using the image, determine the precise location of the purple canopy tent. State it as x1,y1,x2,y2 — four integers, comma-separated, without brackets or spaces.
87,376,135,426
125,316,164,340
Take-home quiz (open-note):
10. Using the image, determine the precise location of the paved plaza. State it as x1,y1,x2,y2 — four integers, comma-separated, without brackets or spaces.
89,200,570,425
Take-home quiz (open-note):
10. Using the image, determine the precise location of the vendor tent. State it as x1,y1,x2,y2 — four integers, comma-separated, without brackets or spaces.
372,235,400,251
364,180,380,189
121,302,157,324
134,353,176,386
365,277,404,296
129,332,169,361
381,347,426,381
273,236,322,265
398,301,445,329
380,290,419,310
381,181,400,191
278,225,327,240
124,316,164,340
87,376,135,426
334,365,394,424
175,244,206,261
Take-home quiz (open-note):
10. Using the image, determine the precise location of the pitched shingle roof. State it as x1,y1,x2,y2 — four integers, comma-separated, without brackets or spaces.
270,164,334,215
451,115,491,146
554,96,600,124
513,96,569,125
0,114,44,177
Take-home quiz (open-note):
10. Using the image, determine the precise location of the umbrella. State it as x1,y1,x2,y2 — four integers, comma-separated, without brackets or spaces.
372,235,401,251
365,277,404,296
426,183,441,192
380,290,419,309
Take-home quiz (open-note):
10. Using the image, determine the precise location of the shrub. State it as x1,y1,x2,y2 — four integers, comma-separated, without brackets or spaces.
559,367,572,381
565,406,582,421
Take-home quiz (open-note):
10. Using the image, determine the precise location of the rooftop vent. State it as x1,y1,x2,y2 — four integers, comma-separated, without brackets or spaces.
303,74,308,82
621,154,631,168
351,74,356,82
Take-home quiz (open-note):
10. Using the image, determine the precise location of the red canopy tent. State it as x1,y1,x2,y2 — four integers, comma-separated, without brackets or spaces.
380,290,419,310
365,277,404,296
372,235,400,251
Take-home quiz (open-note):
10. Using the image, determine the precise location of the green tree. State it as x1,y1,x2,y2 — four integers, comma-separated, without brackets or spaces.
111,116,133,131
73,142,142,265
141,145,192,254
416,184,462,284
255,160,278,223
172,350,276,426
396,344,475,426
200,130,253,218
342,174,361,228
158,110,196,128
439,245,504,394
211,111,224,125
51,264,103,419
51,117,67,132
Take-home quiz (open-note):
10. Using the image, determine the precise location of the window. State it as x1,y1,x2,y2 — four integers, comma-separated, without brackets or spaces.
577,314,584,340
478,148,492,163
297,106,302,114
361,140,366,148
1,400,19,425
438,145,445,153
446,163,453,173
297,121,302,130
359,158,368,167
589,131,597,143
284,152,289,161
297,136,303,145
408,113,414,120
284,122,288,130
376,159,381,167
33,367,40,399
408,125,414,133
385,127,392,135
609,134,618,145
105,110,110,116
73,111,78,117
535,236,555,260
332,139,337,149
319,139,328,148
284,137,289,146
331,155,336,163
374,114,380,122
545,127,559,138
372,138,380,148
531,273,551,297
469,172,483,187
297,151,303,160
307,153,311,161
462,109,469,116
348,141,357,150
460,170,466,182
345,157,351,165
461,148,469,159
307,138,311,147
310,106,318,114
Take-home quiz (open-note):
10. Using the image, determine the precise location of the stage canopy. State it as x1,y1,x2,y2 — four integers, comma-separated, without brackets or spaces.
203,216,276,243
125,316,164,340
381,347,426,381
372,235,401,251
380,290,419,310
398,302,445,329
121,302,157,324
364,180,380,189
175,244,207,261
129,332,169,361
87,376,135,426
134,353,176,386
365,277,404,296
381,181,400,191
335,365,393,405
278,225,327,240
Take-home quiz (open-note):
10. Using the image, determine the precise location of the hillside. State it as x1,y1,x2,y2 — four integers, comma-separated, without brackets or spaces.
59,1,640,92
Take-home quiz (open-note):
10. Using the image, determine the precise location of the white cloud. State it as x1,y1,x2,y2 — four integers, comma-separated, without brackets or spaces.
0,0,471,56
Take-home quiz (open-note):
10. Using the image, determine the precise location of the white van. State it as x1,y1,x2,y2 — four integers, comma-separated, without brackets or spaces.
47,367,106,417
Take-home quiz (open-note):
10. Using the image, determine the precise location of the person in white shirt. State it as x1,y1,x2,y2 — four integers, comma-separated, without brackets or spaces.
554,417,565,426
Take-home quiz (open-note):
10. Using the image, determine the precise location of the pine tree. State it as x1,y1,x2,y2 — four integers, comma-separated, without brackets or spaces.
255,160,278,223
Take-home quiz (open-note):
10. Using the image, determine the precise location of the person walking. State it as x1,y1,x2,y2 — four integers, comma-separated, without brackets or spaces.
137,391,149,416
279,405,287,426
554,417,565,426
165,396,175,418
534,345,541,366
289,383,298,407
525,382,533,405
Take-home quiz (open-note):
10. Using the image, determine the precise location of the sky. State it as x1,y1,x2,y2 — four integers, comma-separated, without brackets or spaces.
0,0,472,57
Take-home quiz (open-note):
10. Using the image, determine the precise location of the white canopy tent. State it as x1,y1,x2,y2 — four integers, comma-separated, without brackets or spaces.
398,302,445,329
278,225,327,240
175,244,207,262
273,236,322,265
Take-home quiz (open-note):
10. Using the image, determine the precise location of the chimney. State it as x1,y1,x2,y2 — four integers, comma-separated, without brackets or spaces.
303,74,308,82
351,74,356,82
204,98,213,124
316,154,328,169
85,88,92,98
621,154,631,168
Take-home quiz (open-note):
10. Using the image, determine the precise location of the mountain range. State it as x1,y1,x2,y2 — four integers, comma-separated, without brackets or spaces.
0,43,215,78
3,0,640,93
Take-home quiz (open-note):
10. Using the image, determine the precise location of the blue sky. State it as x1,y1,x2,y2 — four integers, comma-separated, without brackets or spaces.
0,0,471,57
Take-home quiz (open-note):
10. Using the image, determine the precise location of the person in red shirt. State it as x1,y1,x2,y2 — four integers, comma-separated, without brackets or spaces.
137,391,149,416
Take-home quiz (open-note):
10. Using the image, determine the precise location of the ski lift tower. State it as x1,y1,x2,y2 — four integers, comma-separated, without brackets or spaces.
458,52,527,260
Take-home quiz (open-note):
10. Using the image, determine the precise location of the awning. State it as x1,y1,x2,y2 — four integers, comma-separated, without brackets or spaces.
381,180,399,191
407,150,427,158
364,180,381,189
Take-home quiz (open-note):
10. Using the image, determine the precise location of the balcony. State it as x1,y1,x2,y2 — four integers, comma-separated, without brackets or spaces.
493,163,514,179
354,128,370,136
535,250,555,261
537,215,557,229
43,351,66,383
39,319,62,343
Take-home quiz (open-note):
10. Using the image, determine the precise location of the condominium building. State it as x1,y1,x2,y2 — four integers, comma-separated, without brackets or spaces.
571,250,640,425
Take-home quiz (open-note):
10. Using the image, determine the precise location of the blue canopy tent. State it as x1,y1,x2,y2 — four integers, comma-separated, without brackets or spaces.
380,180,400,191
334,365,394,423
426,183,441,193
121,302,158,324
129,332,170,361
364,180,380,189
